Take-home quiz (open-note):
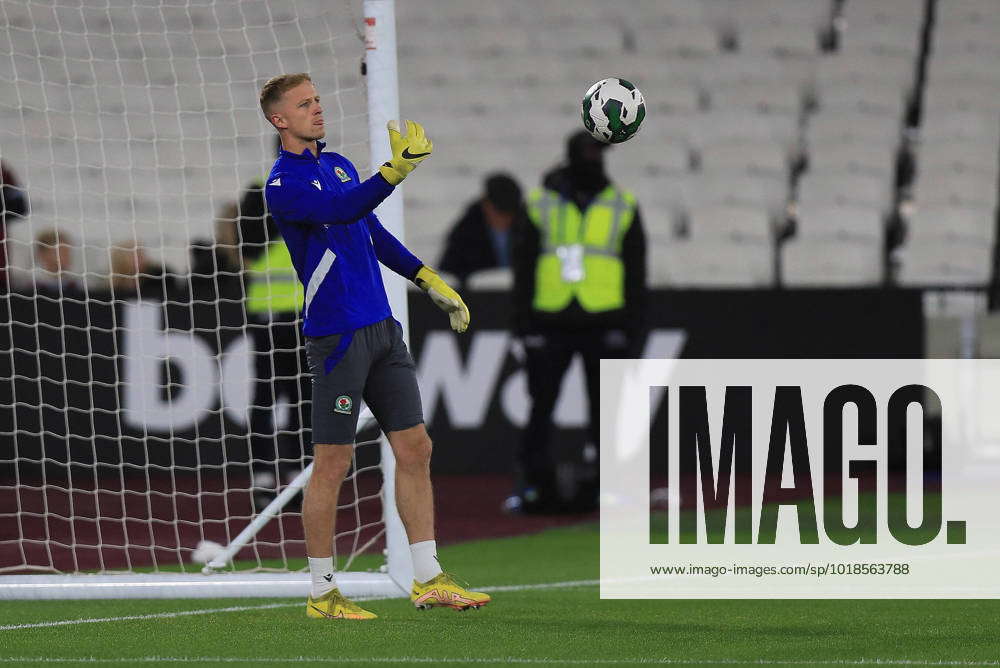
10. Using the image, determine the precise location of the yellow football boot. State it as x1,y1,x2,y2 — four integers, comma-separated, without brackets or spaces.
410,573,491,611
306,588,377,620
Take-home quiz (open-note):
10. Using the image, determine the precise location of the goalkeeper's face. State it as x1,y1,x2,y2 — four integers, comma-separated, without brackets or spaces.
275,81,325,142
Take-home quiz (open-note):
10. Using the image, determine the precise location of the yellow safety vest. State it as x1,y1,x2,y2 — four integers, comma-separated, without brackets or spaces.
527,185,636,313
246,240,304,315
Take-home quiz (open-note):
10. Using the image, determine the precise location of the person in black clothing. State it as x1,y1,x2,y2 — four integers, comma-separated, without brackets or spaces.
238,180,312,510
108,240,177,302
1,161,29,290
438,172,524,285
508,130,648,514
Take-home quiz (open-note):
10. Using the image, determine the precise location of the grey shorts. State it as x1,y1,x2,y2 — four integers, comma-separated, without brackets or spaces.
305,317,424,445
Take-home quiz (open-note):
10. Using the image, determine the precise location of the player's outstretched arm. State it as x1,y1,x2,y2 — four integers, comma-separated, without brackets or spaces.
265,171,394,227
415,266,470,334
378,120,433,186
265,120,431,227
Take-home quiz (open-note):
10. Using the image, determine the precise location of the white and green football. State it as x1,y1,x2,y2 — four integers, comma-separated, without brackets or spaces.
581,78,646,144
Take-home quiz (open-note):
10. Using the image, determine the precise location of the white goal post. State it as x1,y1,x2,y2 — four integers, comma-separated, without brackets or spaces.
0,0,412,600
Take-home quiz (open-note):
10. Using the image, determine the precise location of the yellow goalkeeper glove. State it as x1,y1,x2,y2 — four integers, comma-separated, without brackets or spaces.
378,120,433,186
415,266,470,333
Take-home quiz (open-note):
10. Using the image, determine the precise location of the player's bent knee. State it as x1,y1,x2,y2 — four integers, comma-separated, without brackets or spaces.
393,433,432,472
311,443,353,484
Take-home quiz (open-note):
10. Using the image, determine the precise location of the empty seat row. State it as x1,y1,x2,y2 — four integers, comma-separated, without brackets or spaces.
648,239,991,289
609,171,789,226
906,206,996,245
913,168,998,210
797,172,895,213
898,243,993,285
923,80,1000,115
918,139,999,178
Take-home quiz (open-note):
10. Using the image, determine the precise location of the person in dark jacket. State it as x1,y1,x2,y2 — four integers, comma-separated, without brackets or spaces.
238,180,312,511
507,130,648,514
1,161,29,290
438,172,524,285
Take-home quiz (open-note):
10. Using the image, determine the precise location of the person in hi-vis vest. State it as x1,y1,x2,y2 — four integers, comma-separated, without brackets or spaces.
239,180,311,510
508,130,648,515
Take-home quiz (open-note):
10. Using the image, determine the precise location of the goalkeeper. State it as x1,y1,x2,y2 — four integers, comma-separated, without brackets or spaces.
259,73,489,619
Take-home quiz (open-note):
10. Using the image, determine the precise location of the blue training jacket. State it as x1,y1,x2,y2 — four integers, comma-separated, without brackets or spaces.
264,141,423,341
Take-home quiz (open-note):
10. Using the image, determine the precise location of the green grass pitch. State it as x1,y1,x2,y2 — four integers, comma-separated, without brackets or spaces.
2,523,999,667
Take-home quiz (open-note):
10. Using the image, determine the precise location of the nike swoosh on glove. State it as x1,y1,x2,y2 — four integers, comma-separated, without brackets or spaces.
414,266,470,333
379,120,433,186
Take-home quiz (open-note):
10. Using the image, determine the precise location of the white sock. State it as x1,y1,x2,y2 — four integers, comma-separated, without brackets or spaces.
308,556,336,598
410,540,442,583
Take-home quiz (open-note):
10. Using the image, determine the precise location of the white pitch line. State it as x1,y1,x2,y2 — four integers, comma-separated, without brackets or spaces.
0,579,599,632
0,602,300,631
0,657,998,666
479,579,599,593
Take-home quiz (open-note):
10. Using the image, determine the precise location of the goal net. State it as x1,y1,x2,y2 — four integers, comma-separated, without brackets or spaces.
0,0,409,599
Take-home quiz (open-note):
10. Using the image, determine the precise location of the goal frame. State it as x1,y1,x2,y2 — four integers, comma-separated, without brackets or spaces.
0,0,412,601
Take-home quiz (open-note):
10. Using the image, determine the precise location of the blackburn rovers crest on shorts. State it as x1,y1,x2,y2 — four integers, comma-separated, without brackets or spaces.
334,166,352,182
334,395,353,415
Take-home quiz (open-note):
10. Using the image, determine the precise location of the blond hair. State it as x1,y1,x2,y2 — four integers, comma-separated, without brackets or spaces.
259,73,312,121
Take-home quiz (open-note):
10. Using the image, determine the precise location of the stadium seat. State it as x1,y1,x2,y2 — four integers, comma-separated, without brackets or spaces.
652,83,705,116
735,23,820,57
839,22,922,56
656,239,774,287
405,24,536,55
794,204,884,242
727,0,832,28
686,173,789,219
913,168,999,209
400,53,493,86
628,0,714,26
686,204,771,242
842,0,926,32
923,81,1000,115
635,23,720,57
811,52,916,99
806,111,902,147
690,112,800,153
918,139,1000,178
635,174,697,231
797,172,893,212
906,206,996,246
697,53,810,88
933,23,1000,55
445,140,551,176
606,140,692,178
926,55,1000,87
921,109,1000,143
805,140,897,180
933,0,996,23
394,1,479,25
815,81,906,117
705,80,802,115
897,242,993,286
642,205,682,245
782,238,883,286
698,140,788,176
638,57,711,89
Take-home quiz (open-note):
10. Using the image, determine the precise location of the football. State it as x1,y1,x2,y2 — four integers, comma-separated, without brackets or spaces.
581,78,646,144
